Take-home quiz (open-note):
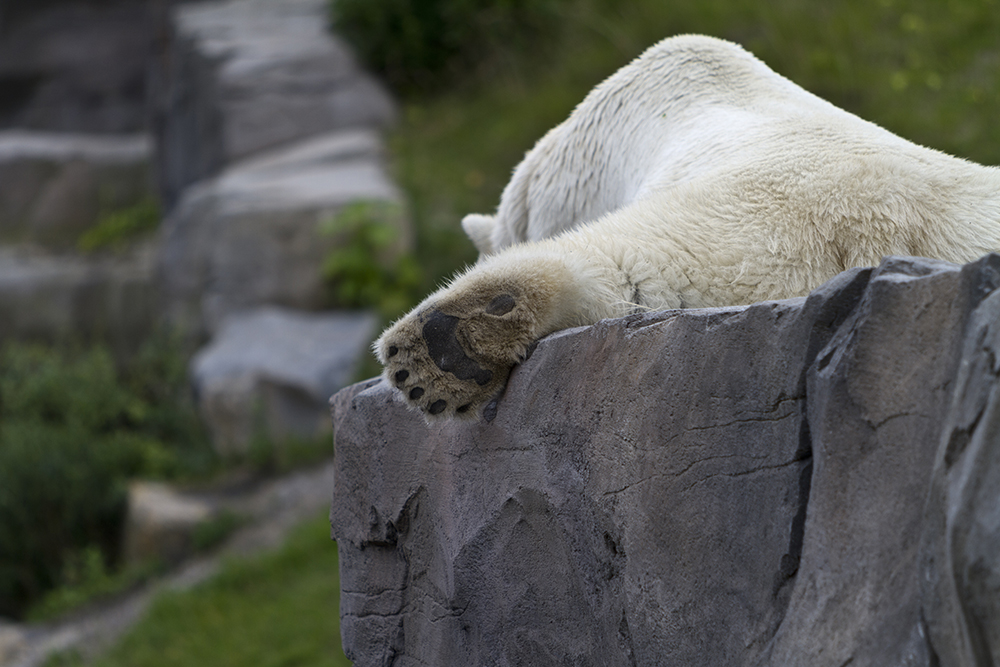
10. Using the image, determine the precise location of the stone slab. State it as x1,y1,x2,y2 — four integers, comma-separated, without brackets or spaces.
192,306,377,455
151,0,396,207
0,243,157,356
330,255,1000,667
0,1,154,132
157,128,404,338
123,482,213,567
0,130,153,247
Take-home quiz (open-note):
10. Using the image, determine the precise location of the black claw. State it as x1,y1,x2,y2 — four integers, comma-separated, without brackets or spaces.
429,399,447,415
409,387,424,400
394,370,410,384
456,403,472,413
387,345,398,357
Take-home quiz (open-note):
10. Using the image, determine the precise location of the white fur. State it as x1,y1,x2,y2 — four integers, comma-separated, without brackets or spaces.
378,34,1000,419
463,35,1000,275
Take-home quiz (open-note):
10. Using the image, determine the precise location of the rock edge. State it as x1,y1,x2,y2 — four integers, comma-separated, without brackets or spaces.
331,254,1000,667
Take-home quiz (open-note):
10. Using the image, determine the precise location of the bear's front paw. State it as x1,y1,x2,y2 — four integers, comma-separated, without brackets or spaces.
375,290,538,420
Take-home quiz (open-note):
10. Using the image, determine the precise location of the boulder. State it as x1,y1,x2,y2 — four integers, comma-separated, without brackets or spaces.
330,254,1000,667
0,0,154,133
0,622,27,665
0,130,154,247
151,0,396,208
157,128,405,338
192,306,377,456
123,481,213,567
0,243,157,356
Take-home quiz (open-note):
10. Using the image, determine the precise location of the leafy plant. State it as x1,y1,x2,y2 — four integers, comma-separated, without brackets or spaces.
245,429,334,477
26,548,164,623
320,200,423,318
0,337,215,619
78,198,160,253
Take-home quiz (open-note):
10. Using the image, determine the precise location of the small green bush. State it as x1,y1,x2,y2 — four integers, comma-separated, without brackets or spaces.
0,420,145,618
320,200,423,318
0,337,214,619
26,549,164,623
246,430,334,477
331,0,563,92
78,199,160,253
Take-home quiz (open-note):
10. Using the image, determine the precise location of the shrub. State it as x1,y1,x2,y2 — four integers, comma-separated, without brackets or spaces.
78,198,160,253
320,200,423,318
0,420,146,617
26,547,164,623
0,338,214,618
331,0,563,92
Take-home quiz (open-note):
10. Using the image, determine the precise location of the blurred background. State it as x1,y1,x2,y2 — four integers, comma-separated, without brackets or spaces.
0,0,998,664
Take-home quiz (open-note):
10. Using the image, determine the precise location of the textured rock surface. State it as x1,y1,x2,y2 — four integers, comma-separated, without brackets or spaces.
158,128,403,337
921,269,1000,666
331,255,1000,667
151,0,396,208
192,306,376,455
0,130,153,246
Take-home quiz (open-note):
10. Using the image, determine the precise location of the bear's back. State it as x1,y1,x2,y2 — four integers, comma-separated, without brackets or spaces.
475,36,839,253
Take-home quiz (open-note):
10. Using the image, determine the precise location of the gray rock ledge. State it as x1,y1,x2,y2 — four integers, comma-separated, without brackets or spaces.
0,243,157,354
330,254,1000,667
0,130,153,247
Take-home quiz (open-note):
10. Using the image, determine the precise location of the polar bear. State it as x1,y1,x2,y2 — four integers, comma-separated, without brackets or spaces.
375,34,1000,419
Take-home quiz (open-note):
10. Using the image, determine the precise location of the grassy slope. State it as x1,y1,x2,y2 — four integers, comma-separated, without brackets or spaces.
86,513,350,667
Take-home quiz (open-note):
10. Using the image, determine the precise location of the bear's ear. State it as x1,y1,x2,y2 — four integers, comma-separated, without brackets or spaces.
461,213,496,255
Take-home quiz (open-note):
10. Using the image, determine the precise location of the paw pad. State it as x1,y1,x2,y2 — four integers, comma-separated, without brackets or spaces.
485,294,516,316
422,312,493,386
378,288,532,419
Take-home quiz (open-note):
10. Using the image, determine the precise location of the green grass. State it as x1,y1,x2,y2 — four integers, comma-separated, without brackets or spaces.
26,553,165,624
83,513,350,667
78,198,161,253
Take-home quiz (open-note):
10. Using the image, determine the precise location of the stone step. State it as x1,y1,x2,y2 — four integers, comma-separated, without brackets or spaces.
191,305,377,455
152,0,396,208
158,127,406,338
0,130,154,249
0,242,157,355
